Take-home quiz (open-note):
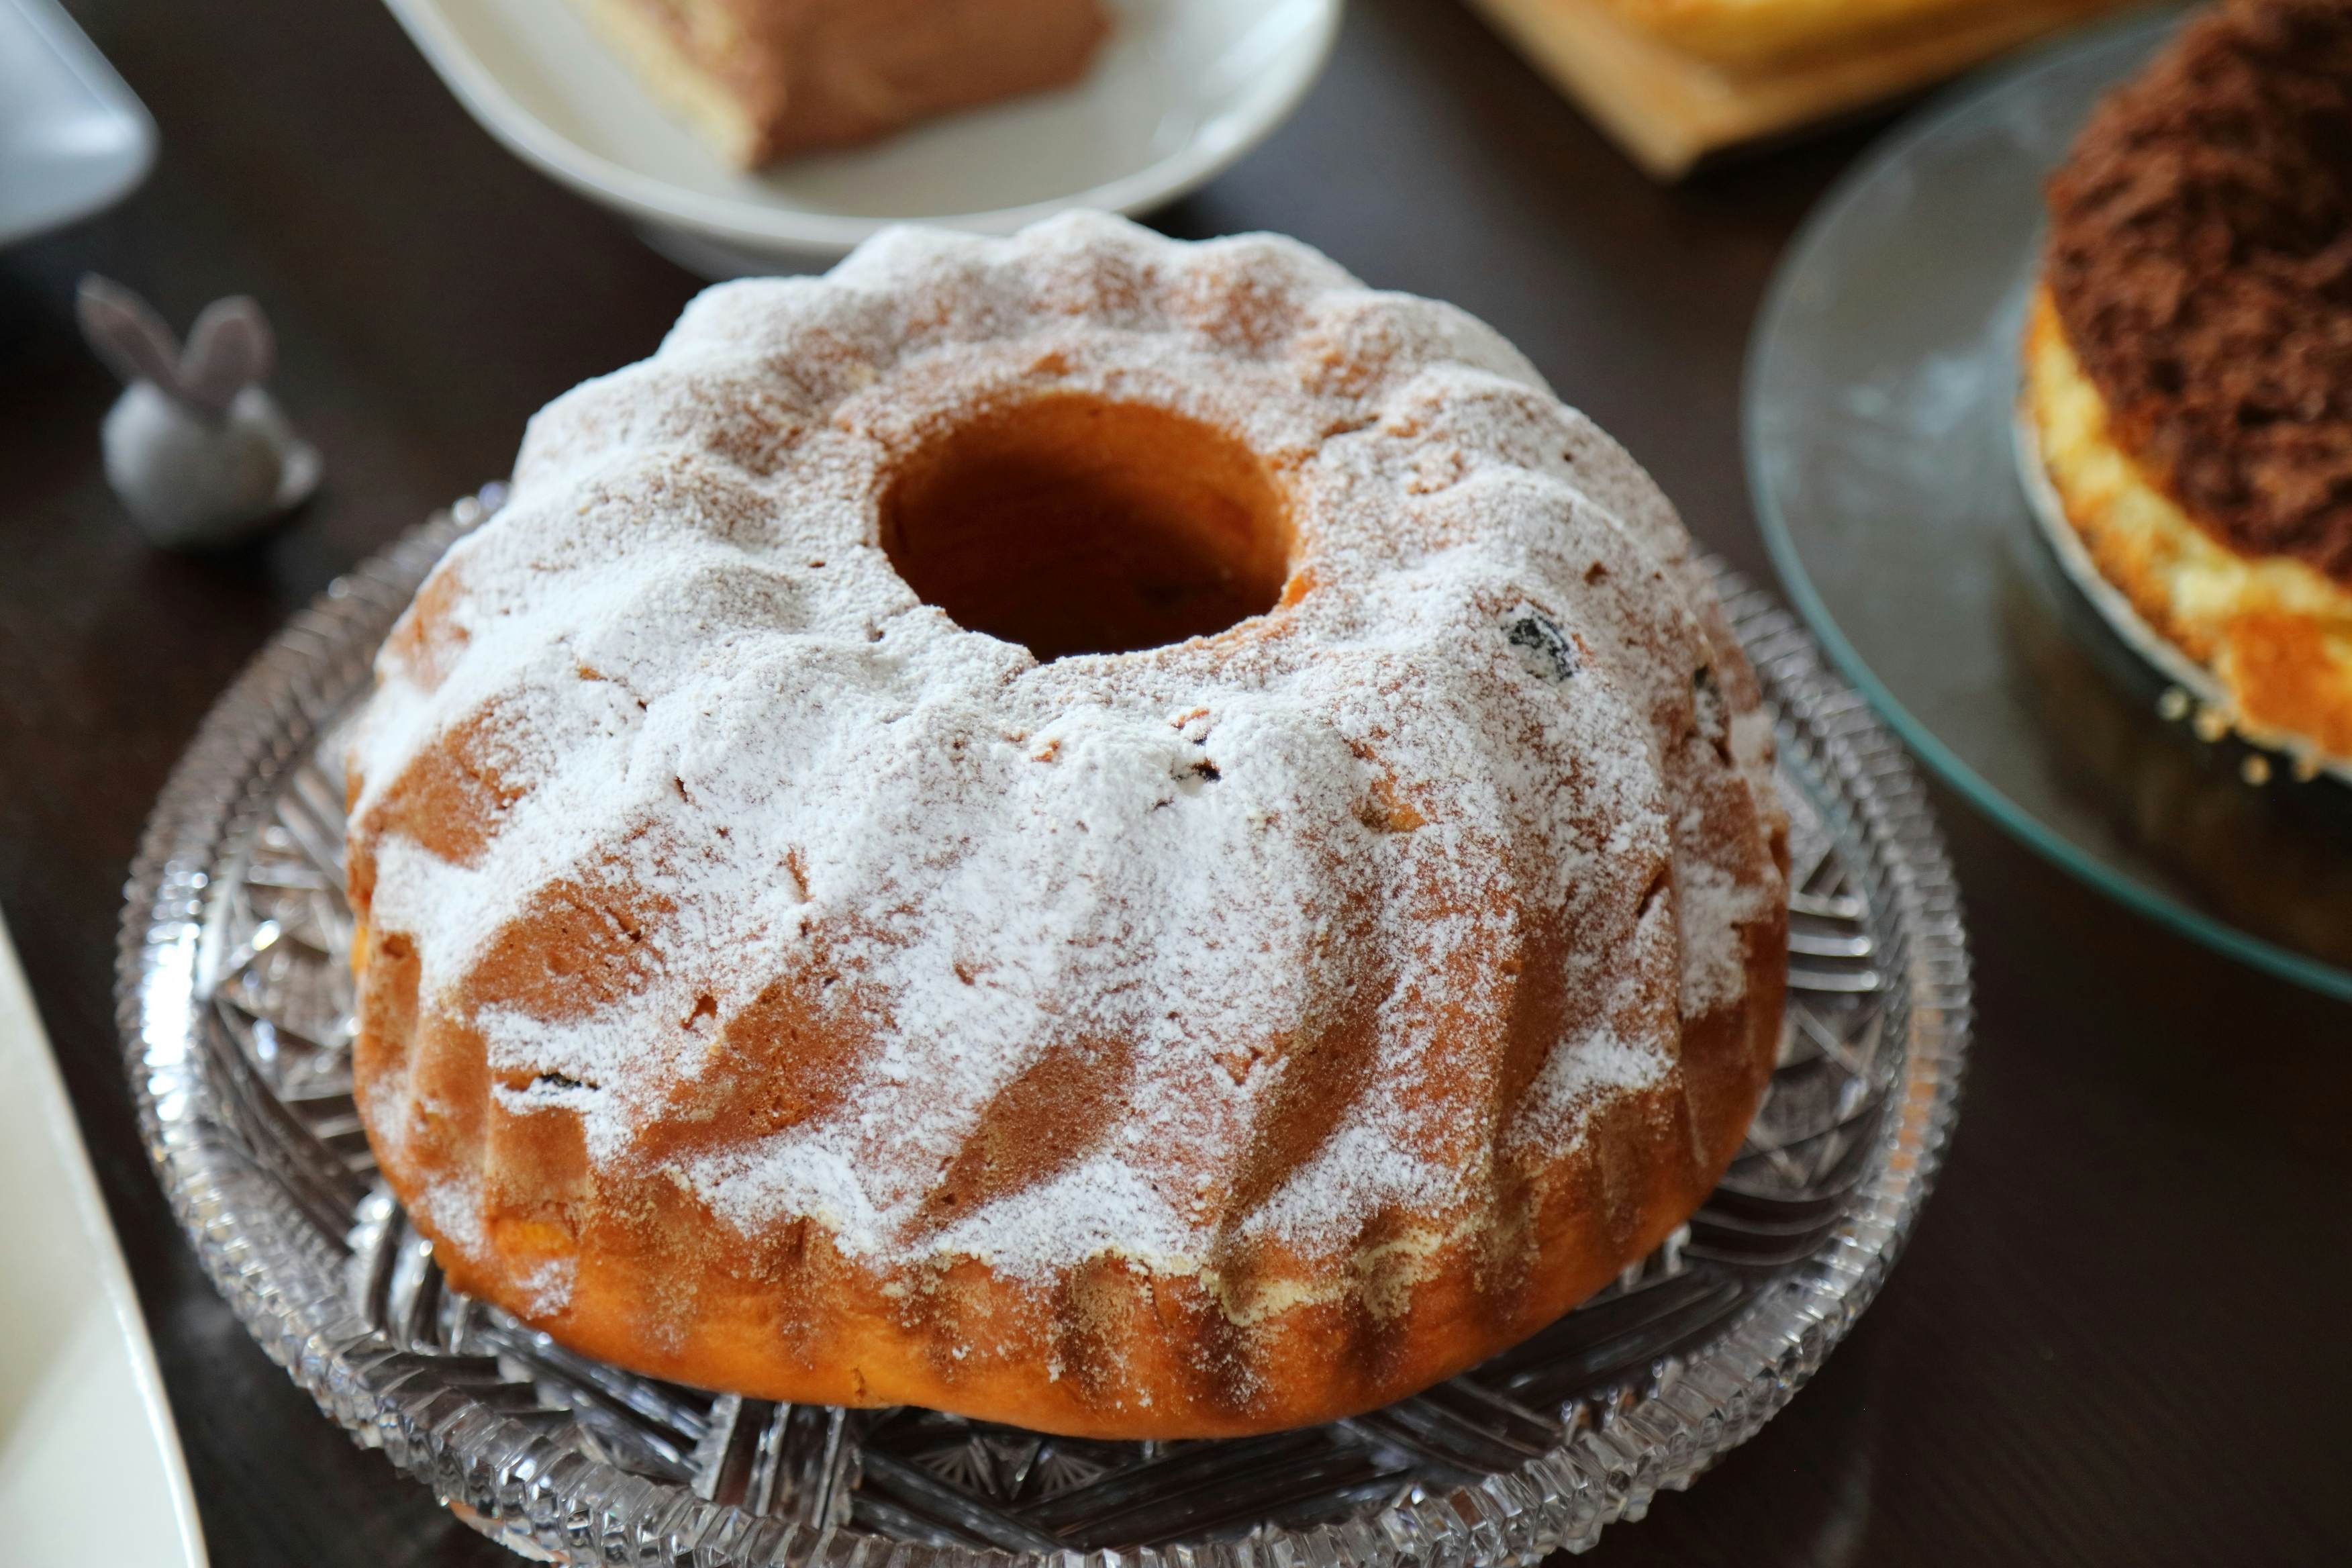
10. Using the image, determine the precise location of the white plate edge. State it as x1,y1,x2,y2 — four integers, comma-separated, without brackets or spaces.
376,0,1343,258
0,911,207,1566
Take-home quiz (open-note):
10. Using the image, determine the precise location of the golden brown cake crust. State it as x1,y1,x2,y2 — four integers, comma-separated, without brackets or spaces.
1604,0,2118,72
2023,287,2352,764
346,215,1788,1438
395,1047,1773,1438
362,936,1784,1438
2045,0,2352,589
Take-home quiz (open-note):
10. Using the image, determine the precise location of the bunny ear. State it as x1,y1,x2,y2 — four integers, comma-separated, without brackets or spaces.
77,275,185,395
179,296,275,415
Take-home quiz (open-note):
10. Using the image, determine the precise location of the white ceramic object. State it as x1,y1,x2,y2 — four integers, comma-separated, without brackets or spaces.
79,279,324,549
0,0,156,247
0,912,205,1566
377,0,1342,275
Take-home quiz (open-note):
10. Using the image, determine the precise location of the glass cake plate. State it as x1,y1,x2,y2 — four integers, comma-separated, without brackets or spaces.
1746,4,2352,1002
119,493,1970,1566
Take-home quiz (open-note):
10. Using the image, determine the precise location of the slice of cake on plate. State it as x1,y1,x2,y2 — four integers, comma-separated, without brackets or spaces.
571,0,1110,165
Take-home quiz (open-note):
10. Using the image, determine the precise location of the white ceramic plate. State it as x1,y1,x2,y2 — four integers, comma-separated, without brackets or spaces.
379,0,1342,275
0,911,205,1566
0,0,156,248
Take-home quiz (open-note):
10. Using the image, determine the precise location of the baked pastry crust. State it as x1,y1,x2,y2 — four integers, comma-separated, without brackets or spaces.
569,0,1110,164
1600,0,2102,70
346,214,1788,1438
2024,289,2352,764
1466,0,2135,179
2029,0,2352,768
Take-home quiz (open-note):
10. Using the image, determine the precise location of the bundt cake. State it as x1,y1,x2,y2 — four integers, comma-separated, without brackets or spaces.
2026,0,2352,773
345,212,1790,1439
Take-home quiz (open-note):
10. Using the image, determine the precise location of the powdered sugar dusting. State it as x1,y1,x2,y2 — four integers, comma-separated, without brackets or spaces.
347,213,1784,1305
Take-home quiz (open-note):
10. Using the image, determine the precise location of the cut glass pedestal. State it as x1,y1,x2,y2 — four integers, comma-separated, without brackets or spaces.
121,493,1969,1565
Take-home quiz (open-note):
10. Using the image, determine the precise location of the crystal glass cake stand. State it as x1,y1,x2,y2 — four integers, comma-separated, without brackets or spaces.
120,493,1969,1565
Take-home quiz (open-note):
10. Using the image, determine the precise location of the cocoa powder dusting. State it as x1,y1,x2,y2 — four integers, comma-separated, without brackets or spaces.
2045,0,2352,586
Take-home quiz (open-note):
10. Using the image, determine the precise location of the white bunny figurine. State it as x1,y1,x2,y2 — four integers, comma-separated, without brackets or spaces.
77,275,322,548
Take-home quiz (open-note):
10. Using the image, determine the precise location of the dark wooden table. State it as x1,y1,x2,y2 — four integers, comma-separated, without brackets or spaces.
5,1,2347,1563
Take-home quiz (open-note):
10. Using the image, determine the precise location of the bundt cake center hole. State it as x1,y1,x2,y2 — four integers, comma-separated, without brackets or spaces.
878,397,1293,660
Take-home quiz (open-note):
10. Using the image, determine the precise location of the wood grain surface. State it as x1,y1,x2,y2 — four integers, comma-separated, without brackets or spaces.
1,1,2345,1562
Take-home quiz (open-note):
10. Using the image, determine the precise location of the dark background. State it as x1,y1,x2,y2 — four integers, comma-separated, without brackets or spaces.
3,1,2346,1563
